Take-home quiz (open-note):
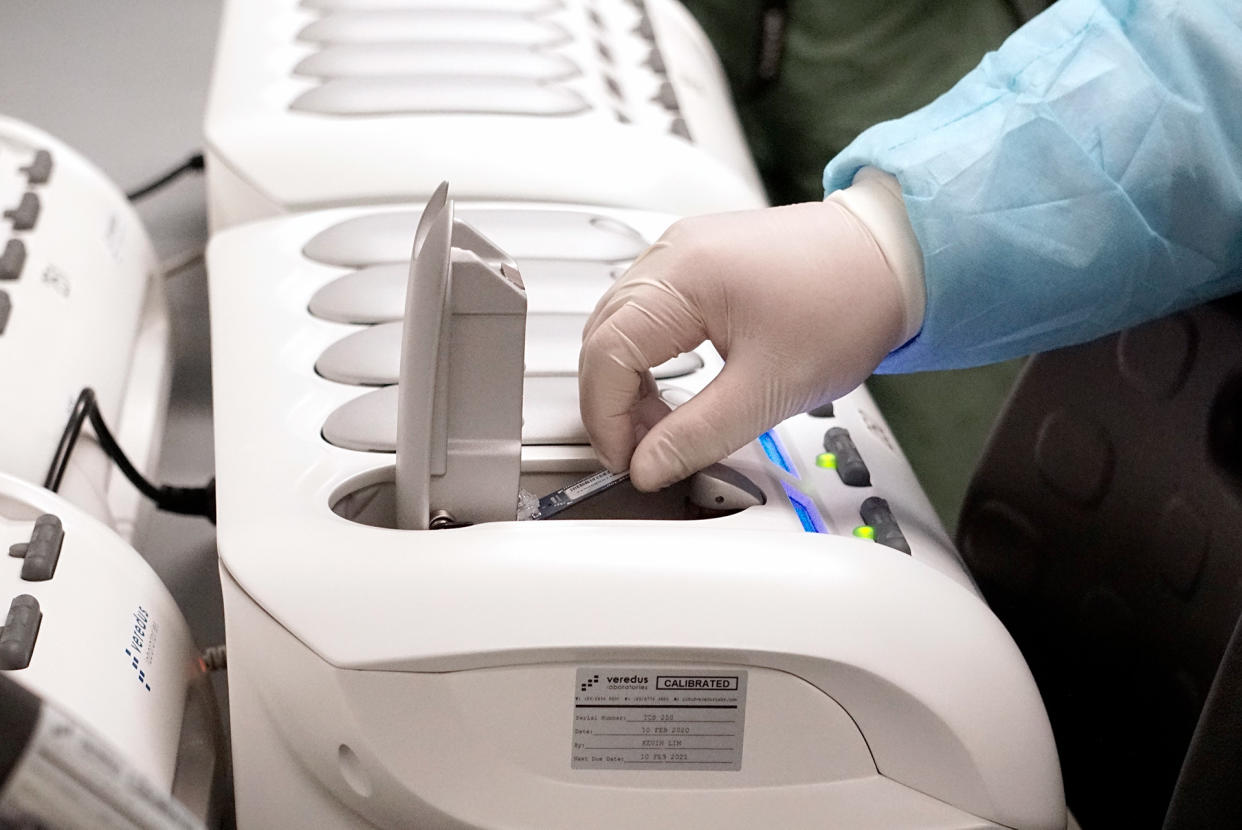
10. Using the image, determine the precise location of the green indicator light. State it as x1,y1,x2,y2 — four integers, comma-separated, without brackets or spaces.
816,452,838,469
853,525,876,540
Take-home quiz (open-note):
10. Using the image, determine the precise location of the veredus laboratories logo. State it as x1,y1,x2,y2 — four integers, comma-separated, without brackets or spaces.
123,606,153,692
582,674,651,692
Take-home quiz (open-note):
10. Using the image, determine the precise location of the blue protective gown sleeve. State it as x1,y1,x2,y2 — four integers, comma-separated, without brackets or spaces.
823,0,1242,372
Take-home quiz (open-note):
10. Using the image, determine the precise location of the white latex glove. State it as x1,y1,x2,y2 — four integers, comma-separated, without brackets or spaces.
579,168,925,491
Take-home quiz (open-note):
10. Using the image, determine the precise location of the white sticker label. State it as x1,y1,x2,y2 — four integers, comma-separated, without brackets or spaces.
563,469,626,501
571,668,746,771
0,704,203,830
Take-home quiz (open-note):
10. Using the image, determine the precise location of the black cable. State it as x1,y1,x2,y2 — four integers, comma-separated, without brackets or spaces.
43,389,94,493
125,152,205,201
44,388,215,522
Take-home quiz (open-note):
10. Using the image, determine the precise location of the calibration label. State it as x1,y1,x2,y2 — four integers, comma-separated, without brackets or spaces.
571,668,747,771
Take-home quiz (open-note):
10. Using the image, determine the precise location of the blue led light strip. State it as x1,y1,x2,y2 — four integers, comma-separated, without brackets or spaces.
781,482,826,534
791,500,820,533
758,430,795,475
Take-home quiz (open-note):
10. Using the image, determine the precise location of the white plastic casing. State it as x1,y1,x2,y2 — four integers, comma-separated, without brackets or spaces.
0,116,172,540
208,201,1065,830
393,186,529,529
203,0,766,229
0,473,199,790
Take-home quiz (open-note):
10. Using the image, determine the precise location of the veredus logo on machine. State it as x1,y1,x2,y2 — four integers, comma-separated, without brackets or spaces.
657,676,740,691
122,605,159,692
581,674,652,691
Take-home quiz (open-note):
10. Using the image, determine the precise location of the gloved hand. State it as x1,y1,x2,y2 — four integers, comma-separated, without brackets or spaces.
579,168,925,491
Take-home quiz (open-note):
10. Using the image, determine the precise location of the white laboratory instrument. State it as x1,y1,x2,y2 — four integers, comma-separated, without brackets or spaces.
207,192,1066,829
203,0,766,228
0,472,221,827
0,115,172,541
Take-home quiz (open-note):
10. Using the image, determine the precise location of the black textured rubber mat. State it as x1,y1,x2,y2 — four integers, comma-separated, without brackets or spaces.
958,294,1242,829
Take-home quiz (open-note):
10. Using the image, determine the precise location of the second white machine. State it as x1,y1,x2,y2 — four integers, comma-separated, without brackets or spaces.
0,115,171,541
204,0,766,228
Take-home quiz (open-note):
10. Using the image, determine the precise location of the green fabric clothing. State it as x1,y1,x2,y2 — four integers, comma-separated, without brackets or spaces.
679,0,1018,204
676,0,1030,528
